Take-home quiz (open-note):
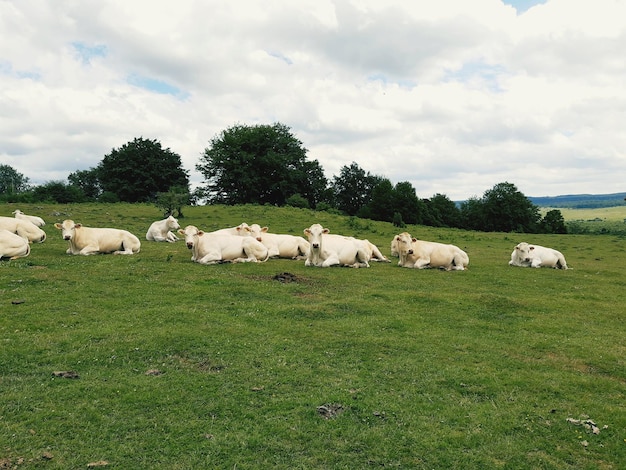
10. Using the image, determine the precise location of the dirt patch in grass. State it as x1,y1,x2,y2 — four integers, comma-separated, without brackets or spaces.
272,272,304,283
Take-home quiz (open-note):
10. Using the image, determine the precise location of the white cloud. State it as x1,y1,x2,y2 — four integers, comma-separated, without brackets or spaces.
1,0,624,201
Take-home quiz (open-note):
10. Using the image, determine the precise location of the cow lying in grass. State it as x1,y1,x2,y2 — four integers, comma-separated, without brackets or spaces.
13,209,46,227
303,223,374,268
54,220,141,255
179,225,269,265
146,215,180,242
393,232,469,270
0,229,31,259
246,224,310,259
0,216,47,243
509,242,568,269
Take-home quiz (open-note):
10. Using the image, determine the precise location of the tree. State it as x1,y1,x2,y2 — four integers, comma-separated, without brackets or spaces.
32,181,85,203
156,186,191,218
459,196,487,231
467,182,540,232
0,164,30,194
360,178,395,221
68,168,101,200
541,209,567,234
197,123,327,207
331,162,382,216
392,181,422,225
427,193,462,228
98,137,189,203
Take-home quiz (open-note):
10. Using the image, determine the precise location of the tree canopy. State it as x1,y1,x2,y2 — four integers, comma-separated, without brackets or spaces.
460,182,541,233
98,137,189,203
0,164,30,194
196,123,327,207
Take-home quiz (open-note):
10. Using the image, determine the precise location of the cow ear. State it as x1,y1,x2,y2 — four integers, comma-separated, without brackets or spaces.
178,229,185,235
529,246,535,251
75,223,82,228
54,223,62,229
304,228,310,235
323,228,330,234
262,227,268,233
412,238,417,242
198,231,205,236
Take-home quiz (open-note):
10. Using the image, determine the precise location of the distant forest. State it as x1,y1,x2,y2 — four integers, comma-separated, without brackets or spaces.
527,193,626,209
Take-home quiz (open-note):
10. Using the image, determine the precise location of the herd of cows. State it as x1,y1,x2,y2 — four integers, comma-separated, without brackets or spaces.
0,210,569,270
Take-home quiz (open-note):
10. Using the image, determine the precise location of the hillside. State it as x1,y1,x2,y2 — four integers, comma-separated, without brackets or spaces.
529,192,626,208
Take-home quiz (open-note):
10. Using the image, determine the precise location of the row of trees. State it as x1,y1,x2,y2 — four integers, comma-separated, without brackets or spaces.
0,122,566,234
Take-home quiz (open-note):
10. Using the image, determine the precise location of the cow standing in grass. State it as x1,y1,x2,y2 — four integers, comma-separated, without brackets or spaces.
55,220,141,255
393,232,469,270
509,242,568,269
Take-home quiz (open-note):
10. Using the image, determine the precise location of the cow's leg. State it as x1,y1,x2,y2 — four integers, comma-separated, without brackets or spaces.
415,258,430,269
322,255,341,267
197,251,222,265
79,245,100,255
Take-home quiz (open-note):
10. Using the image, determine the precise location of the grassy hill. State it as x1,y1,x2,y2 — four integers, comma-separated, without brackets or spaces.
530,192,626,208
1,203,625,469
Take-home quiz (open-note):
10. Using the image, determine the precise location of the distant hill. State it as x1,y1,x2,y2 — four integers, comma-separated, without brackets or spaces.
529,192,626,209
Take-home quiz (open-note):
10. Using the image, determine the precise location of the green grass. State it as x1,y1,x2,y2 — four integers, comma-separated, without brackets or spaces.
1,203,625,469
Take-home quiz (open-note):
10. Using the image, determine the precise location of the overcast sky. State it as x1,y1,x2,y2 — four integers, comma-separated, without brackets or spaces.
1,0,624,201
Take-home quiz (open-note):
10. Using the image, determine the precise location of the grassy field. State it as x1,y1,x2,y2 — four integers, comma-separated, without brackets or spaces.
542,206,626,222
1,203,625,469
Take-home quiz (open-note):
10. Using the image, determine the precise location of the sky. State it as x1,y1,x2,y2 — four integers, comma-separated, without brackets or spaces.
1,0,624,201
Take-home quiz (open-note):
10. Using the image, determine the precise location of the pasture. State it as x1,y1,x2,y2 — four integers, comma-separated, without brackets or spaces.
1,203,625,469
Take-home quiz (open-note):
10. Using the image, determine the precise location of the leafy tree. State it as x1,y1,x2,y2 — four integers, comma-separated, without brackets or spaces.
0,164,30,194
427,193,462,228
98,137,189,203
197,123,327,207
156,186,190,218
459,196,487,231
360,178,395,221
286,193,310,209
481,182,540,232
392,181,422,225
461,182,540,232
32,181,85,203
541,209,567,234
331,162,382,216
68,168,101,200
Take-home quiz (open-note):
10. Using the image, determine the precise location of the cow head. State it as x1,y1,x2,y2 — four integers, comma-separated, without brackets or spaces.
394,232,416,256
166,215,180,230
179,225,200,249
246,224,268,242
514,242,534,263
54,219,81,241
304,223,329,251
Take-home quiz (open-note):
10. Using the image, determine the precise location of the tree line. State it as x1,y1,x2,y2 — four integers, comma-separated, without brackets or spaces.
0,122,566,234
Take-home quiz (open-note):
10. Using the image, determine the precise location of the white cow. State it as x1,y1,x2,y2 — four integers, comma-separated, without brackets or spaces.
0,216,47,243
54,219,141,255
208,222,252,237
13,209,46,227
146,215,180,242
178,225,269,265
509,242,568,269
245,224,310,259
0,229,31,259
393,232,469,270
303,223,371,268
